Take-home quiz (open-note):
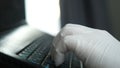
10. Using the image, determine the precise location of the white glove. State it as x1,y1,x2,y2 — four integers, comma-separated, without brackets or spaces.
51,24,120,68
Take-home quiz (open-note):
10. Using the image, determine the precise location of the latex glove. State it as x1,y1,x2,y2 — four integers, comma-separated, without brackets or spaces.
51,24,120,68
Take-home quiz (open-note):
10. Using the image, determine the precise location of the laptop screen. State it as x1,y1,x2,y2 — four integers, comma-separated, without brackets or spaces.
25,0,60,35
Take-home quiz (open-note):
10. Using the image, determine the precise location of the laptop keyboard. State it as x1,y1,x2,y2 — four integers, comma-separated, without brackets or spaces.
17,34,47,59
17,34,83,68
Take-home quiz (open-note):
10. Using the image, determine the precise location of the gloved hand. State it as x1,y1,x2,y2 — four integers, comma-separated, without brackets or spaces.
51,24,120,68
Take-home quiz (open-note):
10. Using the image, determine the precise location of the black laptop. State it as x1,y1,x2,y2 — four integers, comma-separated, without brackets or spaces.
0,24,83,68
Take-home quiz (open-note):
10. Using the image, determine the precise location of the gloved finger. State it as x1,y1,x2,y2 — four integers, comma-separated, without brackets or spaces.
53,35,86,66
51,40,67,66
63,35,91,61
51,47,65,66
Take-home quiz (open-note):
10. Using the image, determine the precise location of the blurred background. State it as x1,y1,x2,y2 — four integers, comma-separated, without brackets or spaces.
0,0,120,40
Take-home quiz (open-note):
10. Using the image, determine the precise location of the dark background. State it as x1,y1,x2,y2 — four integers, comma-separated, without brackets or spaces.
60,0,120,40
0,0,25,32
0,0,120,40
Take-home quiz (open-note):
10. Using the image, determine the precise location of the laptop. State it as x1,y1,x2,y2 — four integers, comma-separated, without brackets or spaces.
0,24,83,68
0,0,83,67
